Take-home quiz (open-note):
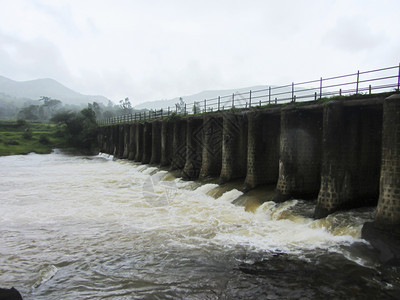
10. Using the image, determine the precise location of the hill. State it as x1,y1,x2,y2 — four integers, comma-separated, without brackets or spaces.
0,75,110,106
134,85,280,110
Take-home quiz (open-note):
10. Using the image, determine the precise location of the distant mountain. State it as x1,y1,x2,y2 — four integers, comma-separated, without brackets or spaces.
0,75,110,105
134,85,277,110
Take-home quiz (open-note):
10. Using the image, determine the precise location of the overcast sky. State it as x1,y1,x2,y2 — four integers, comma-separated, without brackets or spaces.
0,0,398,105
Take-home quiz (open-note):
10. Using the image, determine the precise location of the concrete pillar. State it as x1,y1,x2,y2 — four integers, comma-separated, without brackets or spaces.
112,125,120,157
274,106,322,202
100,126,106,153
170,117,187,170
244,110,280,190
199,114,223,178
122,124,130,159
134,123,144,162
106,125,114,155
183,117,203,180
100,126,107,154
150,120,162,165
128,123,136,160
109,126,114,155
314,101,382,218
375,94,400,225
97,127,103,152
142,122,152,164
220,112,248,183
115,124,125,158
160,119,173,167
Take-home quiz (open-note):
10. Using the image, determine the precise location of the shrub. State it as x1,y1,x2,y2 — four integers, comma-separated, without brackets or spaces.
5,139,19,145
23,131,33,139
39,135,51,145
16,119,27,127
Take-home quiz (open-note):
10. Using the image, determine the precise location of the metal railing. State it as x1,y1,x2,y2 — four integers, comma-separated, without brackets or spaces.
100,63,400,125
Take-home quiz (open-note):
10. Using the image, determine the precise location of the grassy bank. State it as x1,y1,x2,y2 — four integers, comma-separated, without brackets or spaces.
0,121,66,156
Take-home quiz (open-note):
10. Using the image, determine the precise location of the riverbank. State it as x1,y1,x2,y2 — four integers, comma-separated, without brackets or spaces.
0,121,65,156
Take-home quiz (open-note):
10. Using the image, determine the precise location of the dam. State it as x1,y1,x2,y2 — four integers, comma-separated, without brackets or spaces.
98,93,400,236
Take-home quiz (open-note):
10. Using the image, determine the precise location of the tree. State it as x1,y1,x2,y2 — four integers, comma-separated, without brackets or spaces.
192,101,201,114
119,97,133,114
17,105,39,120
88,102,102,120
50,108,98,153
38,96,62,114
176,97,186,114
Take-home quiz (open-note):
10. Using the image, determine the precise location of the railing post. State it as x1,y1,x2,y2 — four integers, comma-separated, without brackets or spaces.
356,70,360,94
168,106,170,116
249,90,252,107
204,99,206,113
269,86,271,104
184,103,186,115
291,82,294,102
398,62,400,91
161,109,163,119
218,96,220,111
369,85,372,94
232,93,235,108
319,77,323,99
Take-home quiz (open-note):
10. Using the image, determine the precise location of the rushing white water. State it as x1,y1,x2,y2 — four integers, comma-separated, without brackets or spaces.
0,151,398,299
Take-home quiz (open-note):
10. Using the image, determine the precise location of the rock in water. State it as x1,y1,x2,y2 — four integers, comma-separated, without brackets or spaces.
362,221,400,265
0,287,23,300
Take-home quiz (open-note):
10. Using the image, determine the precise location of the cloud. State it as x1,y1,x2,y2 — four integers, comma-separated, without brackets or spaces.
0,31,72,83
0,0,399,105
323,17,385,53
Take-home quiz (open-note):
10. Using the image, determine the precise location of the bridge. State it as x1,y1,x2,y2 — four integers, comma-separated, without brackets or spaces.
98,92,399,222
97,66,400,260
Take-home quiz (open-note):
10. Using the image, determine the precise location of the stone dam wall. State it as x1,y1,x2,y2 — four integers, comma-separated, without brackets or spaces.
98,94,400,229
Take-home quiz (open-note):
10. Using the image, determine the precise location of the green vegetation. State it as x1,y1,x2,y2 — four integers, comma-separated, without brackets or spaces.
0,121,65,156
1,90,147,122
50,108,98,154
0,107,99,156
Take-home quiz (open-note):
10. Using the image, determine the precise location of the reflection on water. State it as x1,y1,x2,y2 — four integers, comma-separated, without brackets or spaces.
0,151,399,299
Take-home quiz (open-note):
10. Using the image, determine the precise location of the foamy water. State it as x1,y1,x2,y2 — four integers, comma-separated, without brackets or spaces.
0,151,398,299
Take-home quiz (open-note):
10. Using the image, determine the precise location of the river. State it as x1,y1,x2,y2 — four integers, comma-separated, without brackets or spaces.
0,151,399,299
